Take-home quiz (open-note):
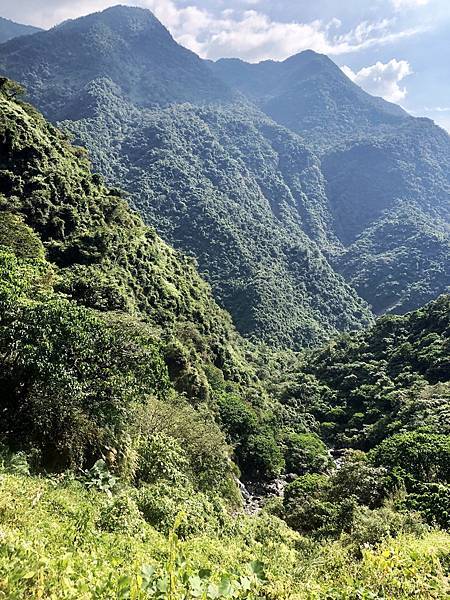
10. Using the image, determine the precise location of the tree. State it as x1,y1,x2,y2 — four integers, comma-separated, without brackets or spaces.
0,77,25,99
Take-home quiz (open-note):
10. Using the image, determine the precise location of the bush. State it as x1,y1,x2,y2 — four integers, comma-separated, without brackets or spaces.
130,398,231,492
344,505,425,555
98,493,143,534
283,474,335,536
0,212,45,259
281,431,331,475
239,430,285,481
136,433,190,485
0,445,31,476
284,473,330,504
0,298,170,470
285,497,338,536
135,481,228,538
217,394,258,443
330,450,388,508
371,432,450,484
405,482,450,529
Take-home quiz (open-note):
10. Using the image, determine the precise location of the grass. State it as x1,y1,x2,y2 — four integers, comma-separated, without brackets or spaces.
0,473,449,599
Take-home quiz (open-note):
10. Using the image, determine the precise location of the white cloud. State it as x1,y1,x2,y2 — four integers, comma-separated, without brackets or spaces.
392,0,431,9
424,106,450,112
342,59,412,103
140,1,426,62
2,0,427,63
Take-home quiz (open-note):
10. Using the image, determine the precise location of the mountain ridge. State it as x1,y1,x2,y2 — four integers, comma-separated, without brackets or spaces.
0,16,42,44
0,4,448,345
212,49,410,151
0,5,234,121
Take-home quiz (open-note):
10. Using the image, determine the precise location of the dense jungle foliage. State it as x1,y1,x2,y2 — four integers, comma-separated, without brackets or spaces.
260,295,450,532
63,82,372,348
0,82,449,598
0,84,291,487
1,5,448,348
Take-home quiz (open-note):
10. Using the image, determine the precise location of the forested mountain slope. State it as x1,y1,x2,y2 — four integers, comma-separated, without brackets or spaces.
0,16,41,44
0,81,279,483
213,53,450,316
212,51,409,150
0,5,233,121
261,294,450,533
0,5,448,345
1,85,450,597
0,6,373,348
273,294,450,451
62,81,372,347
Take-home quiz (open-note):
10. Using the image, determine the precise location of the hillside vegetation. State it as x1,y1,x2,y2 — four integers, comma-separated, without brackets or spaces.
0,83,290,489
2,5,448,347
63,81,372,347
1,472,449,599
0,84,449,597
259,295,450,536
214,53,450,316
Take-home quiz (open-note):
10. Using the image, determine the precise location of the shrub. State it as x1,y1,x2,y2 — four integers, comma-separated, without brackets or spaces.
0,212,45,259
82,459,118,495
371,431,450,483
239,430,285,481
285,497,338,536
329,450,388,508
135,482,227,538
98,493,143,534
0,445,31,476
130,398,231,492
136,433,190,485
284,473,330,504
217,394,258,443
283,474,335,536
0,298,170,470
281,431,331,475
405,482,450,529
344,505,425,555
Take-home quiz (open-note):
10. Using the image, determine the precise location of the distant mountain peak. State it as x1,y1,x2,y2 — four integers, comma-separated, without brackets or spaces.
283,49,324,61
53,4,166,38
0,16,42,43
211,50,408,148
0,5,233,119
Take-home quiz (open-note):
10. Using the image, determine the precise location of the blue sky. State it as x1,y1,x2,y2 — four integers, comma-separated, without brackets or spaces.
2,0,450,130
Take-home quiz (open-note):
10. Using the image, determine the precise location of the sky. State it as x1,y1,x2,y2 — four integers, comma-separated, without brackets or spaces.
1,0,450,131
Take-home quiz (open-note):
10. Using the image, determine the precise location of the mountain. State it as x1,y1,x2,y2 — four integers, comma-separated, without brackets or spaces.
61,81,372,347
0,5,233,121
211,51,409,150
326,123,450,314
213,52,450,315
0,6,374,348
1,83,450,598
0,16,41,43
1,79,299,486
0,5,448,345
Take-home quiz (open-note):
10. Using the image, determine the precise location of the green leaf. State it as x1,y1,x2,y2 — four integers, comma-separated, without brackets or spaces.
189,574,204,597
218,576,232,597
141,564,155,580
248,560,267,581
207,583,220,599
